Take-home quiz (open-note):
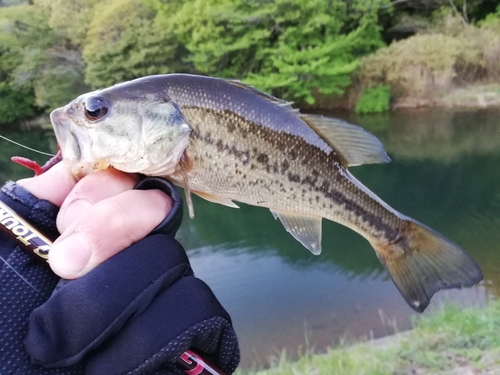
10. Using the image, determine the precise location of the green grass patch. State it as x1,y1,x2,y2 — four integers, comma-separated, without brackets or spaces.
355,85,391,114
237,299,500,374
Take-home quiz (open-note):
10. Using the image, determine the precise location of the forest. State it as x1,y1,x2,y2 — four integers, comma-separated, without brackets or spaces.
0,0,499,127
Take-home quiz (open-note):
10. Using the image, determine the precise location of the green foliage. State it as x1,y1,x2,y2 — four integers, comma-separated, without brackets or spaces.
355,85,390,113
2,0,500,124
0,5,52,73
0,5,46,124
479,4,500,30
83,0,185,88
0,3,87,114
0,82,36,126
175,0,389,104
461,0,500,22
33,0,99,46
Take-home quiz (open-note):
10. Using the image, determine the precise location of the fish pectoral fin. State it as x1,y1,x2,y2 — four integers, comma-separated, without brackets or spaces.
270,209,322,255
300,114,390,167
372,219,483,313
193,191,240,209
179,156,195,219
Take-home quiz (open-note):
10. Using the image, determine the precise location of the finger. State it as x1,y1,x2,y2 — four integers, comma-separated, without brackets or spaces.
49,189,172,279
26,235,190,368
16,162,78,207
57,168,139,233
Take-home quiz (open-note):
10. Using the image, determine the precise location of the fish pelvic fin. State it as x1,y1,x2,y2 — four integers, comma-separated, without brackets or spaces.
372,220,483,313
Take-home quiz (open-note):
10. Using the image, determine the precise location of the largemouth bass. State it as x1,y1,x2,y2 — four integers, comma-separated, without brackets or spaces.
49,74,482,312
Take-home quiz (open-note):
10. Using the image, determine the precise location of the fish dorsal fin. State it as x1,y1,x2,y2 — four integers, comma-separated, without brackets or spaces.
224,79,298,113
270,209,323,255
300,114,390,167
192,191,240,209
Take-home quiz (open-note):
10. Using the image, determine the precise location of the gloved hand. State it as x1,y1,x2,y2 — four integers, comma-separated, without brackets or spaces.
0,177,239,375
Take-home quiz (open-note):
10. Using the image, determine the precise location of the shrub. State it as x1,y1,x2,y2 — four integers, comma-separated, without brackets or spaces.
353,13,500,106
0,82,36,126
479,4,500,30
355,85,390,113
358,33,482,99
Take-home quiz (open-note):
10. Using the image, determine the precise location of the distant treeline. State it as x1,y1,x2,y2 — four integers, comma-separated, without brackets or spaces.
0,0,499,126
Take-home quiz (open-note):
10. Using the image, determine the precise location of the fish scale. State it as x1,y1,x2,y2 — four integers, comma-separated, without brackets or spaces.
168,106,403,243
48,73,483,312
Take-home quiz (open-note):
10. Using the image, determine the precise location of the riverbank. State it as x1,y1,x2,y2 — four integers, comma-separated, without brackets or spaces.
236,299,500,375
310,84,500,111
438,85,500,109
390,84,500,110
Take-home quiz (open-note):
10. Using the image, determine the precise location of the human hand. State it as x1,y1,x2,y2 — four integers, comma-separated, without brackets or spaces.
17,162,172,279
0,167,240,375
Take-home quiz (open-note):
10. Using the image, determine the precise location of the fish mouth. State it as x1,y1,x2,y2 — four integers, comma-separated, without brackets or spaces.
50,108,80,159
50,107,92,171
50,108,70,155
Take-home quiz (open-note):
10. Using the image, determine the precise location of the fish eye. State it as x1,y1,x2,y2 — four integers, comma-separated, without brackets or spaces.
84,97,110,122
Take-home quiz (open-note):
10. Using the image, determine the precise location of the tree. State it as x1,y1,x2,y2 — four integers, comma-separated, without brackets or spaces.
34,0,99,47
0,5,46,124
174,0,389,104
0,3,87,116
83,0,186,88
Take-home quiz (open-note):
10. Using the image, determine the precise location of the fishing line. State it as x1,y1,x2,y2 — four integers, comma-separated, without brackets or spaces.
0,253,42,295
0,135,55,157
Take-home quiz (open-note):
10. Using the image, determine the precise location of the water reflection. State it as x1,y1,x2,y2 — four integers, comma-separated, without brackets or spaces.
1,108,499,369
0,130,56,182
176,108,500,367
349,107,500,162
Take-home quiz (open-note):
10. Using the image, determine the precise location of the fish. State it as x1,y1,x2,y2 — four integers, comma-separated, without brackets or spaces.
49,74,483,312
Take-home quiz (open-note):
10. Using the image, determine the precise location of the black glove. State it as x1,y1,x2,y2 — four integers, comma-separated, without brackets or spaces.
0,178,240,375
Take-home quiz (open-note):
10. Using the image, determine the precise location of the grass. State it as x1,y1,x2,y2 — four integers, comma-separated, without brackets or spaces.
355,85,391,114
236,299,500,375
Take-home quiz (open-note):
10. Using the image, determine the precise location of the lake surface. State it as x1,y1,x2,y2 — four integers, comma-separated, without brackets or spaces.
2,108,500,369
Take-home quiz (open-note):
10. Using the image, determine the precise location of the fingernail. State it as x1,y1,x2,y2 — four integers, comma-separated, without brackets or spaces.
58,199,93,232
49,233,91,278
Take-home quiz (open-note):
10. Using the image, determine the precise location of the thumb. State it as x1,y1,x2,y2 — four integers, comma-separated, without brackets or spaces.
49,189,172,279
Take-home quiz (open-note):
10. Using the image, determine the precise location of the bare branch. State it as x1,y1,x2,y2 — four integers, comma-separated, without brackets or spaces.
448,0,467,26
462,0,469,24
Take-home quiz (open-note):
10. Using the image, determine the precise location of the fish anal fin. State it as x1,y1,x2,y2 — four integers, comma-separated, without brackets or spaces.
193,191,240,209
270,209,322,255
372,220,483,312
300,114,390,167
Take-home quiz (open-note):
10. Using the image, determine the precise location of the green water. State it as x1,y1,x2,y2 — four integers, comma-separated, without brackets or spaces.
2,108,500,368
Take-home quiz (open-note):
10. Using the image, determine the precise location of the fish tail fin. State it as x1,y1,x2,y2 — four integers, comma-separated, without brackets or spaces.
372,219,483,312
